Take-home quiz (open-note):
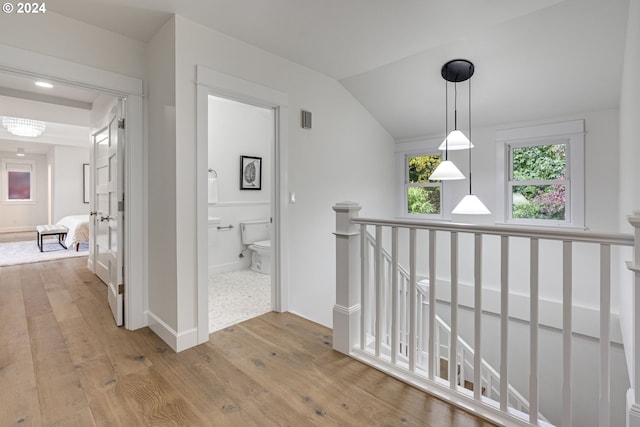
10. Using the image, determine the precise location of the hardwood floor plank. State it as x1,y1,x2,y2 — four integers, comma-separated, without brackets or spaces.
113,366,204,427
49,407,98,427
0,257,497,427
27,312,91,425
0,267,42,427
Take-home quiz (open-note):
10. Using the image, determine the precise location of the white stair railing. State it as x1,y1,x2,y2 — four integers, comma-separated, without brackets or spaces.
363,232,546,421
332,202,637,427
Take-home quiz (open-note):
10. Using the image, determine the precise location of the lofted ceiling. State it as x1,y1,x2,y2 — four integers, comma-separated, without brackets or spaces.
2,0,631,142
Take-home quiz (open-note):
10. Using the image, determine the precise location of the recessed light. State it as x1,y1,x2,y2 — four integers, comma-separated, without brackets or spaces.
35,81,53,89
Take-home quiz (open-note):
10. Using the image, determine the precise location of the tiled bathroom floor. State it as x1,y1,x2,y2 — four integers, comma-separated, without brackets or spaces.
208,268,272,333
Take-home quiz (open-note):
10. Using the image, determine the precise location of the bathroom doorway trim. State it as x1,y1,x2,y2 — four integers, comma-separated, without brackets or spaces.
195,66,289,343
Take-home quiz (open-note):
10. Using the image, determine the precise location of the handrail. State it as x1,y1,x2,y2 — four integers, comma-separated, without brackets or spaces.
354,217,634,246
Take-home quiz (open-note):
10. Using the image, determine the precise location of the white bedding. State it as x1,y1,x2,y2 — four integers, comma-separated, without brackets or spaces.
56,215,90,248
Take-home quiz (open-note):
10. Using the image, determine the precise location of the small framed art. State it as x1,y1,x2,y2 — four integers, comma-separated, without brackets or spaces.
240,155,262,190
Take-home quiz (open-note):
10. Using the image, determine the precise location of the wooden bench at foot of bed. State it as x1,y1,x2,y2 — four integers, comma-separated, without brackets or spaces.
36,224,69,252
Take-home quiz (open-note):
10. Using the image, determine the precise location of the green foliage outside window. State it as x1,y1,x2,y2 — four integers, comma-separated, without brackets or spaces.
408,155,440,183
407,154,441,215
408,187,440,214
511,144,566,220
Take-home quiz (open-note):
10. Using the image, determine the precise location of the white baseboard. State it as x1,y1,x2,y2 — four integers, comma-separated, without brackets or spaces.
0,226,36,233
208,259,251,276
147,311,199,352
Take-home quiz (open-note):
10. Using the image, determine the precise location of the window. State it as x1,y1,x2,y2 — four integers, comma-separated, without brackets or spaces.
2,159,36,204
405,153,442,216
496,120,584,228
509,142,567,221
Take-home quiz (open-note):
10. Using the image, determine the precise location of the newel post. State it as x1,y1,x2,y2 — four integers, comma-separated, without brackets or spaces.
628,211,640,427
332,201,362,355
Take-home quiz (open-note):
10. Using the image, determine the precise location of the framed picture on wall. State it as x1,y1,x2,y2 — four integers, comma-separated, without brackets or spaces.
240,155,262,190
83,163,90,203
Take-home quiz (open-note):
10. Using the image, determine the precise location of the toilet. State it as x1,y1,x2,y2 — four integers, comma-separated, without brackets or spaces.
240,219,271,275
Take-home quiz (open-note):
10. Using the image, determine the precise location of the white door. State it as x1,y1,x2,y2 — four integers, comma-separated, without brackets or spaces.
92,105,124,326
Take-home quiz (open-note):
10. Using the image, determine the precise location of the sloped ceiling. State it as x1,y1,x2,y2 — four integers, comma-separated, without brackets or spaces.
29,0,634,140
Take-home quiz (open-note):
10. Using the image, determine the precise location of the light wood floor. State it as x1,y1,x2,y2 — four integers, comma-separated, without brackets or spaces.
0,255,497,427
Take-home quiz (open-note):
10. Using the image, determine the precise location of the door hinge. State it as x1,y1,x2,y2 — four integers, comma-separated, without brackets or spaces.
118,118,125,129
118,284,124,295
118,200,125,212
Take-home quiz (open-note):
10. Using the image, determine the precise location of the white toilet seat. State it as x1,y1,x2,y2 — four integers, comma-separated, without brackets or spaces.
251,240,271,250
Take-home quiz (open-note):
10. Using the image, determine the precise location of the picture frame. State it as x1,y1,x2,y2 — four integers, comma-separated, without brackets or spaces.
240,155,262,190
83,163,90,203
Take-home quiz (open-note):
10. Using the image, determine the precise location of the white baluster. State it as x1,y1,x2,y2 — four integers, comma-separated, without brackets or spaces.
428,229,437,380
450,232,459,390
599,243,611,427
360,224,367,351
375,226,382,357
409,228,417,371
500,235,509,412
530,238,539,425
474,233,483,401
391,227,399,365
562,241,572,426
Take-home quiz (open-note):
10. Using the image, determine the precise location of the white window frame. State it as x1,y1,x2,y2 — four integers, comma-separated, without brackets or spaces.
1,158,37,205
496,120,584,228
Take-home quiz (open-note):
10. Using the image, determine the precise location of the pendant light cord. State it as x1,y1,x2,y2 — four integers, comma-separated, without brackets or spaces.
444,79,448,160
453,81,458,131
468,72,472,194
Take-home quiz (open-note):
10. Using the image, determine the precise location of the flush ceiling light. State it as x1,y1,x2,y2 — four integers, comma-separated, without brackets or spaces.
438,60,475,151
2,117,46,137
448,59,490,215
429,62,465,181
35,81,53,89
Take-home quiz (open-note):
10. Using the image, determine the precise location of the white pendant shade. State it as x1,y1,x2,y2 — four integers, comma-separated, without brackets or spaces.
438,130,474,151
428,160,465,180
452,194,491,215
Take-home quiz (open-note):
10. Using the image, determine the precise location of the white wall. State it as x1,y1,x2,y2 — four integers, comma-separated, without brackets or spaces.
0,12,145,79
146,17,178,334
618,0,640,399
156,14,395,343
208,95,273,274
50,145,90,222
0,150,48,231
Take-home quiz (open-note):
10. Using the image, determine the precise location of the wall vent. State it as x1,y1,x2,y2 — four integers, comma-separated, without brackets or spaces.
301,110,312,129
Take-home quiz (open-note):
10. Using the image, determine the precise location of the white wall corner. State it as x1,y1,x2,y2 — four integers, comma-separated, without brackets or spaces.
147,311,199,352
147,311,178,351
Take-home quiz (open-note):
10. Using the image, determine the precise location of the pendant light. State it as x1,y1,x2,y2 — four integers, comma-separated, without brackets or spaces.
450,59,490,215
429,69,464,181
438,61,475,151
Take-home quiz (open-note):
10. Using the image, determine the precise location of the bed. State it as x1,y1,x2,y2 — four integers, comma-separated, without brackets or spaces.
56,215,90,250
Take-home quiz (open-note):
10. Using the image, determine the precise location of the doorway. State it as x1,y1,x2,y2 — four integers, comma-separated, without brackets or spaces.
207,95,274,333
195,66,289,344
0,46,146,330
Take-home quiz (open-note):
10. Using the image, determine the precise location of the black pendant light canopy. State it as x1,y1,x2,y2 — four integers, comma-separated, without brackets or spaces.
441,59,474,83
